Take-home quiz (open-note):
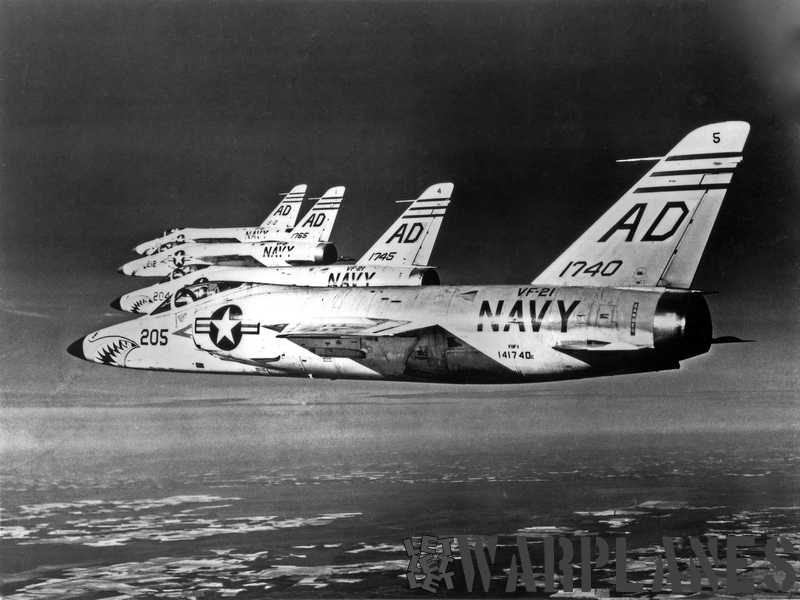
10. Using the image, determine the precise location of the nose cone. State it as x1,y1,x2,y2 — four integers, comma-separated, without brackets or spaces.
118,261,136,276
110,296,123,311
66,329,141,368
67,337,86,360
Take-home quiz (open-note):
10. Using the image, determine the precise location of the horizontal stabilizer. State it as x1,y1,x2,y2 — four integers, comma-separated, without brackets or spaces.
711,336,755,344
553,341,671,371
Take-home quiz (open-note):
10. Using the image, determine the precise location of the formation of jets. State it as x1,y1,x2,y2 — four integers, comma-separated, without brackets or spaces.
69,122,751,384
115,183,449,314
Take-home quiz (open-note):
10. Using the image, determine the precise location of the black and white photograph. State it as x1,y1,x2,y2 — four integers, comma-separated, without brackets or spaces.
1,0,798,597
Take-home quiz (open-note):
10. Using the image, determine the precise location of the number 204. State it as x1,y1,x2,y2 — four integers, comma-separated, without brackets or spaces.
140,328,168,345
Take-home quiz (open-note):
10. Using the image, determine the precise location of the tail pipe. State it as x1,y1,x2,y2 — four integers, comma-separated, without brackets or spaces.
653,291,712,360
315,242,338,265
410,267,440,286
286,243,338,266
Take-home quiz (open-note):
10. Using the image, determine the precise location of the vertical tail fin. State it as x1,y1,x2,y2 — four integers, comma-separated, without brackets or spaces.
357,183,454,266
532,122,750,288
288,186,345,243
259,184,307,231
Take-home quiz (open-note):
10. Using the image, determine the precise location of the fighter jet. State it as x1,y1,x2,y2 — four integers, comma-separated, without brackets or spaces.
70,122,751,384
113,183,453,314
119,187,345,277
133,184,307,256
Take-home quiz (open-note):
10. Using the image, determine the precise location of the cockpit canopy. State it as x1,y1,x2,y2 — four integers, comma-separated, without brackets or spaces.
174,280,245,306
155,229,187,252
160,265,206,283
150,280,252,315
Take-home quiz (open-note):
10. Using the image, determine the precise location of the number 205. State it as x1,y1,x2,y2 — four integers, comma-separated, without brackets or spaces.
140,328,168,346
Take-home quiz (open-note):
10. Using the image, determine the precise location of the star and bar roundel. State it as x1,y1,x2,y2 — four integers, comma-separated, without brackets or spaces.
195,305,260,350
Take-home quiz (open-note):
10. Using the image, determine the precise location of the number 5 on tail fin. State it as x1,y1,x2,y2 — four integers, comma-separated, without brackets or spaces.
532,121,750,288
357,183,454,266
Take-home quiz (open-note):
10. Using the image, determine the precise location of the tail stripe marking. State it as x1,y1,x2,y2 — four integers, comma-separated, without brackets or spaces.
407,202,450,208
666,152,742,161
406,206,449,212
651,167,736,176
633,183,728,194
401,213,447,219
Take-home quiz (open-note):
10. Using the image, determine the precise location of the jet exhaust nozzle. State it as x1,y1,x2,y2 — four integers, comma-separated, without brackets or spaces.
286,243,338,266
410,267,440,286
314,242,337,265
653,291,712,360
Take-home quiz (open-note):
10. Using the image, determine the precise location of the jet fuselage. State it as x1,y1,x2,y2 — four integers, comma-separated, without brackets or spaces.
134,226,299,255
119,240,338,277
115,264,441,314
71,284,712,384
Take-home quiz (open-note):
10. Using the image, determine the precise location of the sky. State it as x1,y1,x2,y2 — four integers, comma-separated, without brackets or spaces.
0,0,798,400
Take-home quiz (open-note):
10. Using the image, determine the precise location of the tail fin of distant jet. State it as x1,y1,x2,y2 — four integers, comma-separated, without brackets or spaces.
532,122,750,288
356,183,454,266
259,184,307,231
288,186,345,243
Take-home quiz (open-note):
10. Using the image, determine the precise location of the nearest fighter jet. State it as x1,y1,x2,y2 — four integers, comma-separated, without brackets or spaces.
133,184,307,256
113,183,453,314
119,187,345,277
70,122,750,384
